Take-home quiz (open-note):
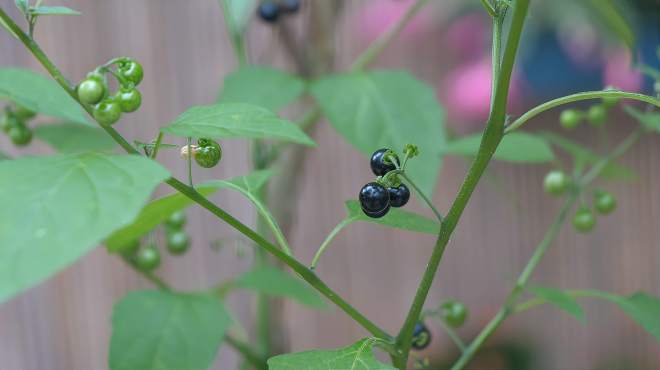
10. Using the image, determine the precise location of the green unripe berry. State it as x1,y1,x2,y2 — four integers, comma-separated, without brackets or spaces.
13,105,36,120
573,208,596,233
93,99,122,125
135,246,160,271
441,300,469,328
587,105,607,126
8,125,32,146
77,78,107,105
194,138,222,168
0,114,19,133
115,88,142,113
594,191,617,215
118,59,144,86
559,109,581,129
543,170,569,196
166,231,190,255
165,211,187,229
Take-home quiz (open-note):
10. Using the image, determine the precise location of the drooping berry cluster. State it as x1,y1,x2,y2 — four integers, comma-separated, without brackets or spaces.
77,57,144,126
257,0,300,23
123,211,191,271
559,89,620,130
0,104,36,146
359,148,412,219
180,138,223,169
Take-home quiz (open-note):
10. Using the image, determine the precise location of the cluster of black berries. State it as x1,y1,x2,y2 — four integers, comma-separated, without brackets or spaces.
359,148,410,219
257,0,300,23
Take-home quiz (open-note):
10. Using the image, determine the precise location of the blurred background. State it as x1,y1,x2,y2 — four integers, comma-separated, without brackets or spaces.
1,0,659,369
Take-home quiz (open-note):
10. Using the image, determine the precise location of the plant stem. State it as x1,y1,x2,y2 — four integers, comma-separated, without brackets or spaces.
400,173,443,222
504,91,660,134
0,7,392,342
121,256,171,291
225,334,268,370
393,2,530,368
480,0,497,18
187,137,194,187
150,132,164,159
438,320,466,352
310,217,357,269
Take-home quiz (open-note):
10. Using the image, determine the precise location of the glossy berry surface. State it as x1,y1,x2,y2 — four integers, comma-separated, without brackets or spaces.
8,125,32,146
166,211,187,229
135,246,160,271
594,191,617,215
116,88,142,113
388,184,410,208
573,208,596,233
559,109,581,129
587,105,607,126
258,2,279,22
411,322,431,350
166,231,190,255
543,170,569,196
194,138,222,168
370,148,398,176
118,59,144,86
441,300,469,328
77,78,106,105
93,99,122,125
281,0,300,13
359,182,390,217
363,204,390,219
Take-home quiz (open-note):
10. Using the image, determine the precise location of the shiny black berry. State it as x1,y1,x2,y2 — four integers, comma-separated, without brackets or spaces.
411,322,431,350
370,148,398,176
359,182,390,218
281,0,300,13
388,184,410,208
258,2,279,22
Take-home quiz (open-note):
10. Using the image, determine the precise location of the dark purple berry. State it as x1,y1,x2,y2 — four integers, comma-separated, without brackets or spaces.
258,2,279,23
359,182,390,217
363,204,391,219
411,322,431,350
370,148,398,176
388,184,410,208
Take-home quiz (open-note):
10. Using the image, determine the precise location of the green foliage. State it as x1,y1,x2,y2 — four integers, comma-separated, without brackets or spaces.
14,0,28,14
34,123,117,153
445,132,555,163
219,66,305,112
29,6,81,16
161,103,315,146
311,70,446,197
109,291,231,370
0,68,89,124
586,0,635,53
587,291,660,342
235,267,326,308
345,200,440,234
0,153,169,303
528,286,585,323
625,106,660,133
267,338,396,370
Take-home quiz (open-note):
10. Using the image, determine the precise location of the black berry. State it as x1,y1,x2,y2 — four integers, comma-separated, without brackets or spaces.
411,322,431,350
370,148,398,176
359,182,390,218
281,0,300,13
258,2,279,23
388,184,410,208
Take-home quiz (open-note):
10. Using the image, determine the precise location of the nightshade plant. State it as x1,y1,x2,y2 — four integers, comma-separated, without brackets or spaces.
1,1,660,369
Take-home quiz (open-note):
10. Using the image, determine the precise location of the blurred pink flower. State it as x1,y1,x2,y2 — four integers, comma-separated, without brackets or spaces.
603,49,643,92
355,0,432,43
444,13,487,60
440,57,522,125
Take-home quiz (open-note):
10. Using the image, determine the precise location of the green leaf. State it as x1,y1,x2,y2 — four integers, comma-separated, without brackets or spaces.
268,338,396,370
105,185,221,253
109,291,231,370
0,68,88,124
29,6,81,16
15,0,28,14
235,267,326,308
528,286,585,323
161,103,315,146
445,132,555,163
587,0,635,53
0,151,10,160
219,66,305,112
624,106,660,133
345,200,440,234
0,153,169,303
310,70,446,196
587,291,660,342
34,123,117,153
220,0,257,39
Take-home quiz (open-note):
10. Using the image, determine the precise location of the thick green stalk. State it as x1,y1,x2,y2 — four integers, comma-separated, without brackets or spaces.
0,7,391,342
393,1,530,368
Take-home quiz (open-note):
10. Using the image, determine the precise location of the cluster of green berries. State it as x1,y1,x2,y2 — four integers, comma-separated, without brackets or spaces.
543,170,617,233
359,148,411,218
257,0,300,23
0,104,36,146
411,300,468,351
123,211,191,271
77,58,144,126
559,93,620,130
180,138,223,169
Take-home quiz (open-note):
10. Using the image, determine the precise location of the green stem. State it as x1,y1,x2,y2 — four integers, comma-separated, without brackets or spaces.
579,129,643,186
310,217,357,269
150,132,164,159
226,334,268,370
514,289,621,314
438,320,466,352
187,137,194,187
489,6,505,112
504,91,660,134
393,2,530,368
480,0,498,17
0,7,391,342
400,173,443,222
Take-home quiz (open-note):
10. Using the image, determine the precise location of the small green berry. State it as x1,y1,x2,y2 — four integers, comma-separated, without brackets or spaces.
587,105,607,126
441,300,469,328
8,125,32,146
13,105,36,120
0,114,19,133
115,88,142,113
194,138,222,168
77,77,107,105
93,98,122,125
543,170,569,196
559,109,582,129
573,208,596,233
165,211,187,229
166,231,190,255
118,59,144,86
594,191,617,215
135,246,160,271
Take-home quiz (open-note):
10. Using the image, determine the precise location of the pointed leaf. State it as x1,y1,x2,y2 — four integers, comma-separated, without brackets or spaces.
34,123,117,153
528,286,585,323
345,200,440,234
15,0,28,14
161,103,315,146
311,70,446,196
219,66,305,112
586,290,660,342
625,106,660,133
109,291,231,370
267,338,396,370
0,153,169,303
235,267,326,308
445,132,555,163
29,6,81,16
